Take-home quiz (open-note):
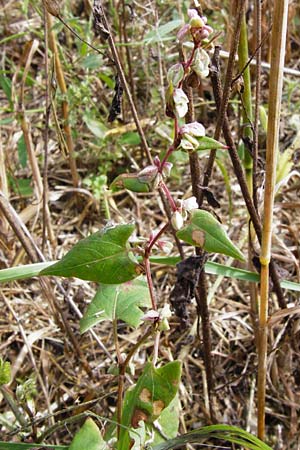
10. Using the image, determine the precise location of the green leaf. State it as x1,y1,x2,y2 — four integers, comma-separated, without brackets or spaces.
144,20,183,44
196,136,227,151
17,133,27,168
152,395,180,445
0,75,12,108
150,424,272,450
177,210,245,261
69,418,108,450
110,174,150,193
80,277,151,332
0,359,11,385
81,54,103,69
119,132,141,146
0,443,67,449
83,115,107,139
119,361,181,450
41,223,141,284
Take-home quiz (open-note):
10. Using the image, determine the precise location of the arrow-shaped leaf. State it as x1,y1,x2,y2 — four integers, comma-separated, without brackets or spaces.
177,210,245,261
80,277,151,332
41,223,141,284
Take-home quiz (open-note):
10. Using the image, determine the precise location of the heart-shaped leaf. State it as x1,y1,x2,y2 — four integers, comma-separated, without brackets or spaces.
177,210,245,261
69,418,108,450
119,361,181,450
80,277,151,332
41,223,141,284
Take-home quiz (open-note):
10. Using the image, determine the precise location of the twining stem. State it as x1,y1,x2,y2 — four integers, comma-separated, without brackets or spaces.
258,0,288,440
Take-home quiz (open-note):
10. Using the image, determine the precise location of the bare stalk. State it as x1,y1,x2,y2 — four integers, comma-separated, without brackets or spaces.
19,40,55,246
253,0,262,212
257,0,289,440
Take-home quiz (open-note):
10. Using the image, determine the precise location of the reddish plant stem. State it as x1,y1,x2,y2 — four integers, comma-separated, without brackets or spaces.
143,222,170,311
159,181,177,212
145,222,170,257
143,256,157,310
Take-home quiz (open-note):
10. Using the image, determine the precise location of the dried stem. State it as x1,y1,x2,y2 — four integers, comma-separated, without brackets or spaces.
47,14,79,188
210,60,286,310
183,79,215,421
258,0,289,439
253,0,262,211
19,40,55,246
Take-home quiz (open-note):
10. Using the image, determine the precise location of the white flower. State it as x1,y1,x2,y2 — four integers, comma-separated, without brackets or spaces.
181,121,206,137
182,196,198,211
180,137,196,150
159,304,172,319
180,121,206,151
173,88,189,118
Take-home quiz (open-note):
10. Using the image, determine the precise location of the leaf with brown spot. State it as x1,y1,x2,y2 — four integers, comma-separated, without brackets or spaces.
119,361,181,450
177,210,245,261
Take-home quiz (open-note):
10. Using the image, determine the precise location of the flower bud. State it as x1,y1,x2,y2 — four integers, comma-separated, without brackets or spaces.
162,162,173,178
142,310,160,322
177,23,190,42
138,165,158,183
171,210,184,230
173,88,189,118
189,16,205,28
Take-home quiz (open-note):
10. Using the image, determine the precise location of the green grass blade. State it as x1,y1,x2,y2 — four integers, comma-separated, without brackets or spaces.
0,258,299,293
0,262,57,283
0,443,68,450
151,424,272,450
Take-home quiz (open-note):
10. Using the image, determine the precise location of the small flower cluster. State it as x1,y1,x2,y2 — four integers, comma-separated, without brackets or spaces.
179,121,206,151
177,9,213,44
171,196,199,230
165,9,213,120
